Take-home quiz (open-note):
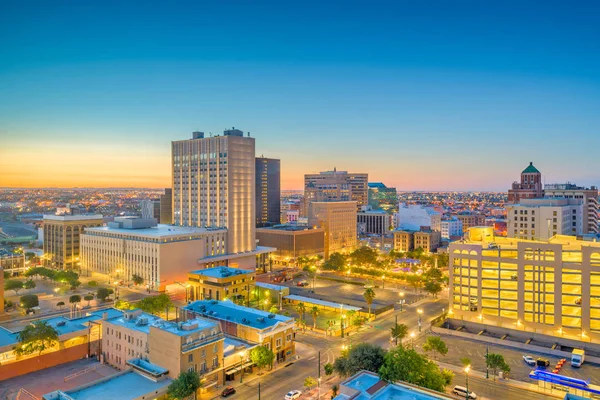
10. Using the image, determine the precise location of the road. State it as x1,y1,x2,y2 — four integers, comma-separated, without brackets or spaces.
452,372,556,400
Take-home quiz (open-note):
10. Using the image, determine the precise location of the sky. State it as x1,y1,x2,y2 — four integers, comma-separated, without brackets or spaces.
1,0,599,191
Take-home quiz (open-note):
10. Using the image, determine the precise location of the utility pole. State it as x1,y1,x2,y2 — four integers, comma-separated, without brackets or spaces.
395,314,398,346
486,345,489,379
318,351,321,399
258,382,261,400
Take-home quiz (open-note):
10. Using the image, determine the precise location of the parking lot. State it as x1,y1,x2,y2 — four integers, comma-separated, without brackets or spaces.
417,332,600,385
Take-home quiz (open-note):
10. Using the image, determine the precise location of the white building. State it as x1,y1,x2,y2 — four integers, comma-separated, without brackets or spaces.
357,206,390,235
441,218,463,239
394,203,441,232
506,198,583,241
80,217,227,291
544,183,599,234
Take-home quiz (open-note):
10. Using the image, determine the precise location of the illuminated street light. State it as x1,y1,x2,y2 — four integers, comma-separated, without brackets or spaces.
417,308,423,332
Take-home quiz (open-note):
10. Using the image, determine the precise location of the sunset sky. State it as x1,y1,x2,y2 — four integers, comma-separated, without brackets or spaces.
1,1,600,190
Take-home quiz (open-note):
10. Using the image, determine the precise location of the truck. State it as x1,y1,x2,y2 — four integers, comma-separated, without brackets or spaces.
572,349,585,367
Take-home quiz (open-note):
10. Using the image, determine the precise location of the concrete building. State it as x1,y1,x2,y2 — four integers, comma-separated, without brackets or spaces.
309,201,357,258
172,129,255,255
456,212,486,233
140,200,160,220
256,225,325,262
80,217,227,291
367,182,398,213
159,188,172,224
102,308,225,389
441,218,463,239
357,207,390,235
255,157,281,227
0,253,25,274
304,169,368,213
449,229,600,342
187,266,256,303
508,162,543,203
545,183,599,234
43,213,104,270
393,230,414,253
184,300,296,363
394,229,441,253
395,203,441,232
507,198,583,241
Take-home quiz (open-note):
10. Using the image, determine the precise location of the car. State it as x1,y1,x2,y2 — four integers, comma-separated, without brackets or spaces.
297,280,309,287
536,358,550,368
452,386,477,399
221,386,236,397
523,355,536,366
285,390,302,400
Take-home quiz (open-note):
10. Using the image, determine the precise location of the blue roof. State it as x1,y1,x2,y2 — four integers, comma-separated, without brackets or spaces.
284,295,362,312
106,309,218,336
43,317,89,336
189,266,254,279
127,358,169,376
184,300,292,329
0,327,18,348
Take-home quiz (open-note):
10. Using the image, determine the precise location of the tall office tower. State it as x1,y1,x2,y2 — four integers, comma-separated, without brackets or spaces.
304,169,368,214
159,188,172,224
544,183,599,234
255,157,281,227
140,200,159,220
172,129,256,255
368,182,398,212
507,162,543,203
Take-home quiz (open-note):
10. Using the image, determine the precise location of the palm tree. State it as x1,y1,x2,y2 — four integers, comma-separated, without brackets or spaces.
296,302,306,331
390,323,408,346
310,306,320,330
363,288,376,317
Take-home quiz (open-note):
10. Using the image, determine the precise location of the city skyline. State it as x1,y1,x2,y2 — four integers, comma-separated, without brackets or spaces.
2,1,600,190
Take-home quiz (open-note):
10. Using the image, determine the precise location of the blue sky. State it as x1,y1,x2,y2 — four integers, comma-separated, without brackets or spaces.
1,0,599,190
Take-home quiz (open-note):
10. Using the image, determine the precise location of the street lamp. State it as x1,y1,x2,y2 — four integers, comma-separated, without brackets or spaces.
318,376,322,399
382,274,386,289
417,308,423,332
340,305,345,338
410,332,416,349
239,350,247,383
464,365,471,400
311,266,317,293
399,291,405,312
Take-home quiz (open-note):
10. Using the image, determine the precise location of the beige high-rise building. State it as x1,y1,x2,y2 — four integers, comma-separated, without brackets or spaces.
304,169,368,213
159,188,173,224
506,198,583,241
172,129,255,255
544,183,599,234
43,213,103,270
309,201,357,258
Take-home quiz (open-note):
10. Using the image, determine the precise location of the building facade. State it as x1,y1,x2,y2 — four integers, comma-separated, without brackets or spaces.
172,129,256,255
357,208,390,235
393,230,414,253
159,188,173,224
80,217,227,291
43,214,104,270
506,198,583,241
455,212,486,233
308,201,357,258
255,157,281,227
304,169,368,213
394,230,441,253
395,204,441,232
449,233,600,342
441,218,463,239
367,182,398,213
508,162,543,203
187,266,256,303
256,225,325,261
545,183,599,234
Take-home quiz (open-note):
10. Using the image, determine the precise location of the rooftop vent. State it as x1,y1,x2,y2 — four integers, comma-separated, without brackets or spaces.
268,314,275,319
56,321,66,327
256,317,265,323
210,300,218,305
135,317,149,326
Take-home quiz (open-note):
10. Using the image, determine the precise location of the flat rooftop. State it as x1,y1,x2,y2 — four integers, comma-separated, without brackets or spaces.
43,214,103,221
257,224,321,232
223,336,256,358
105,309,218,336
463,234,600,252
190,266,254,279
84,224,225,239
184,300,293,329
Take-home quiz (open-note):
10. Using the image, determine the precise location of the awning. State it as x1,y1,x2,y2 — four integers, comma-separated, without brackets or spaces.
226,361,254,374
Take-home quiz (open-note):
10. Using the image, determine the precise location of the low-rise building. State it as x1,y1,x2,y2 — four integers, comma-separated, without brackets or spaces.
357,207,390,235
440,218,462,240
394,229,441,253
393,230,414,253
183,300,295,364
506,198,583,241
456,212,486,233
256,224,325,263
187,266,256,303
0,253,25,274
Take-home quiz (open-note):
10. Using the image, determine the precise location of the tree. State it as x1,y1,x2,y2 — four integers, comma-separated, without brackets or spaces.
69,294,81,308
406,274,423,294
304,376,317,390
310,306,320,330
324,363,334,376
88,280,98,287
20,294,39,312
250,345,275,372
327,252,347,270
115,299,133,310
332,384,339,398
269,305,279,314
137,293,173,315
5,279,24,295
379,345,449,392
422,336,448,361
56,301,65,310
486,353,510,381
363,288,376,316
390,323,408,345
14,321,59,356
441,368,455,386
296,302,306,325
70,280,82,291
424,280,442,298
460,357,471,367
96,287,111,302
84,294,94,306
167,370,202,400
131,274,144,286
333,343,386,377
349,246,378,267
23,279,36,292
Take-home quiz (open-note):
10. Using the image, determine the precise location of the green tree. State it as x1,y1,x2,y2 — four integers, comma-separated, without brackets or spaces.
379,345,449,392
441,368,455,386
269,305,279,314
5,279,24,294
69,294,81,308
486,353,511,381
363,287,376,316
131,274,144,286
137,293,173,315
70,280,82,291
96,287,111,302
304,376,317,390
424,280,442,298
349,246,379,267
324,363,334,376
20,294,39,311
311,306,320,329
331,384,339,398
56,301,65,310
333,343,386,377
250,345,275,372
406,274,423,293
460,357,471,367
422,336,448,361
167,370,202,400
295,302,306,324
390,323,408,345
115,299,133,310
84,294,94,306
23,279,36,292
14,321,59,356
88,280,98,287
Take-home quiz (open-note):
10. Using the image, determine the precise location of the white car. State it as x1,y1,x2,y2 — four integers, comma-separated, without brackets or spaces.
285,390,302,400
523,355,536,366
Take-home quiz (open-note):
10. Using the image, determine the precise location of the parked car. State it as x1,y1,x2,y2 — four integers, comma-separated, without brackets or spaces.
523,355,536,366
285,390,302,400
297,280,309,287
452,386,477,399
536,358,550,368
221,386,236,397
